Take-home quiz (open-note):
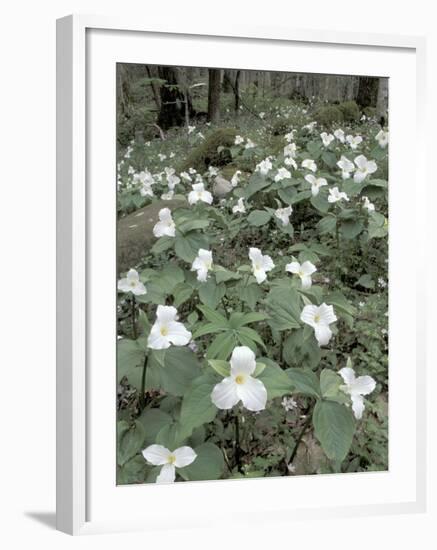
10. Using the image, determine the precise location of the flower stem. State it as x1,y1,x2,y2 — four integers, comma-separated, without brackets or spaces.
288,404,314,469
131,295,137,339
234,413,242,472
139,352,148,410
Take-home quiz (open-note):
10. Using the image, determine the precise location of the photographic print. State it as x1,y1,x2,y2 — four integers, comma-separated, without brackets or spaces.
116,64,388,485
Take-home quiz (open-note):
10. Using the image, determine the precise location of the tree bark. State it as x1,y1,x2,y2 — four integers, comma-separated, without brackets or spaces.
157,66,194,130
234,70,241,112
145,65,161,111
356,76,379,108
207,68,221,124
376,78,389,124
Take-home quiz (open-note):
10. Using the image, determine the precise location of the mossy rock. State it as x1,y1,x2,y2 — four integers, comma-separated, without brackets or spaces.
338,100,360,122
117,199,184,273
314,105,344,126
179,127,237,172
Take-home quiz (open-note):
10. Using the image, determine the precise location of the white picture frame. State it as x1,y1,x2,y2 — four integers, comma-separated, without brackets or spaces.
56,14,427,535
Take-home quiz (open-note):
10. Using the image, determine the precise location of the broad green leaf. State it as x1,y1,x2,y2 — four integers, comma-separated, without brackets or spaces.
117,420,146,466
198,279,226,309
197,304,229,327
317,215,337,234
214,266,242,284
237,326,266,350
152,264,185,294
208,359,231,377
286,368,321,398
173,282,193,306
244,172,270,198
175,231,209,262
266,287,301,331
239,283,263,310
178,443,224,481
320,369,348,404
146,347,201,396
179,373,218,439
355,274,375,289
247,209,272,227
151,236,174,255
322,151,337,168
283,329,321,369
177,218,210,234
340,219,364,240
312,400,355,461
117,338,147,390
117,455,149,485
137,408,173,446
192,322,226,338
257,362,294,399
206,331,237,360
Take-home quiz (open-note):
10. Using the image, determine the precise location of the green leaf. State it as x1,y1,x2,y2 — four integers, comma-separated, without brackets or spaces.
151,236,174,255
313,400,355,461
173,282,194,306
310,193,330,213
177,218,210,234
137,408,173,446
322,151,337,168
146,347,201,396
117,420,146,466
153,264,185,294
278,186,297,205
179,373,218,439
247,209,272,227
257,362,294,399
117,338,147,390
198,279,226,309
192,322,226,338
355,274,375,289
239,283,263,310
286,368,321,398
266,287,301,331
208,359,231,377
340,219,364,240
206,331,237,360
283,329,321,369
175,231,209,262
320,369,348,403
197,304,229,327
244,172,270,198
326,291,356,328
214,266,242,284
317,215,337,234
117,455,149,485
178,443,224,481
236,311,270,326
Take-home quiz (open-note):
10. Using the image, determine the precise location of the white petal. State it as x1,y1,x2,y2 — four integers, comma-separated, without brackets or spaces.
132,282,147,296
117,278,131,292
202,191,213,204
211,377,240,410
300,261,317,275
314,324,333,346
301,275,312,289
173,446,197,468
305,174,316,185
156,463,176,483
351,394,365,420
352,375,376,396
300,305,318,327
249,247,262,263
147,324,170,349
254,268,267,284
156,305,178,324
354,155,367,169
127,269,139,281
230,346,257,376
167,321,192,346
286,261,300,274
142,444,171,466
261,255,275,272
236,376,268,412
339,367,356,386
318,303,337,324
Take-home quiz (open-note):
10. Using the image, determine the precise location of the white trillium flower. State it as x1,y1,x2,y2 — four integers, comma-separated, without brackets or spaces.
208,166,219,177
245,139,256,149
147,305,192,350
188,182,213,205
234,135,245,145
187,125,196,134
334,129,345,143
284,156,298,169
303,121,317,132
211,346,268,412
231,170,242,187
301,303,337,346
305,174,328,196
161,190,174,201
158,153,167,161
339,367,376,419
336,155,355,180
153,208,176,238
142,444,197,483
285,260,317,289
375,129,389,148
232,197,246,214
274,167,292,182
301,159,317,172
191,249,213,282
320,132,335,147
346,135,363,149
117,268,147,296
284,143,297,158
362,196,375,212
274,205,293,226
259,111,265,119
285,130,295,142
255,158,272,176
249,247,275,284
180,171,191,182
353,155,377,183
328,187,349,203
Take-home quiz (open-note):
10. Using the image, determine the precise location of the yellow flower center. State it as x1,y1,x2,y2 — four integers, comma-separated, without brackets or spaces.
314,314,321,323
167,454,176,464
235,375,245,385
130,281,137,287
160,326,169,336
254,264,261,271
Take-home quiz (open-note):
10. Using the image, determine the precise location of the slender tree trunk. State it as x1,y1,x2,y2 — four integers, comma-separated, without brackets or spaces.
157,67,194,130
234,70,241,112
145,65,161,111
356,76,379,108
376,78,389,124
207,68,221,124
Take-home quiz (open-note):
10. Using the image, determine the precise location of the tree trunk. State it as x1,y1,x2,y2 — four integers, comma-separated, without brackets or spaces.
207,69,221,124
234,70,241,112
356,76,379,108
145,65,161,111
376,78,389,124
157,67,193,130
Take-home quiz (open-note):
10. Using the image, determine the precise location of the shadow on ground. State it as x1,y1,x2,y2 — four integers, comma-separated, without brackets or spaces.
25,511,56,530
